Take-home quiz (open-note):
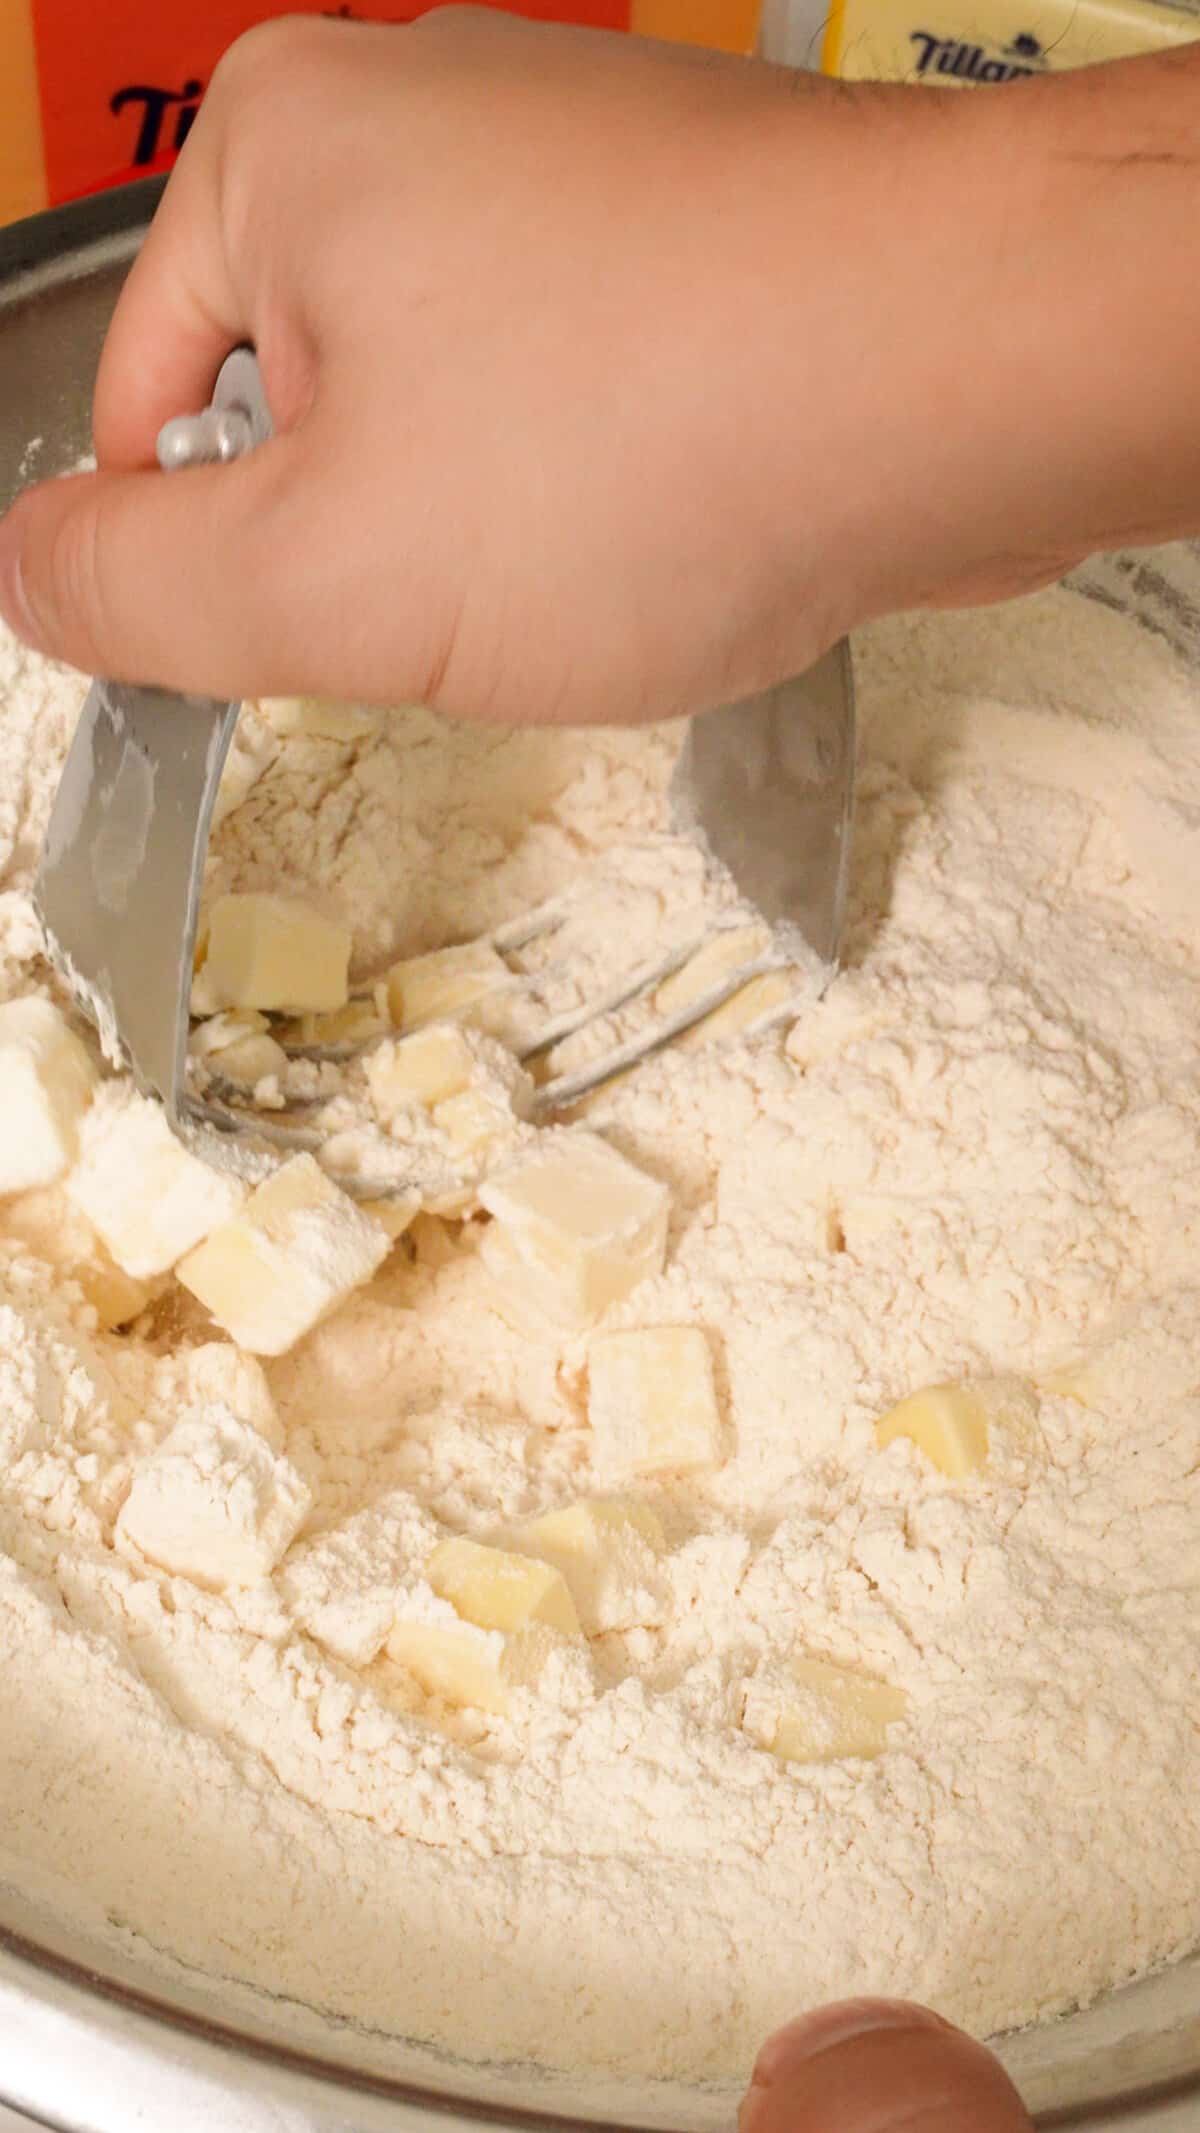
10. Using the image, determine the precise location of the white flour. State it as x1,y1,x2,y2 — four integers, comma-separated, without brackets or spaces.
1,586,1200,2082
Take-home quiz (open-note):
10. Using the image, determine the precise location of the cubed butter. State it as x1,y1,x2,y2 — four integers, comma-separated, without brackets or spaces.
157,1342,282,1447
189,1010,271,1059
875,1381,989,1478
427,1534,581,1637
3,1186,154,1328
385,940,512,1032
67,1087,244,1279
587,1325,723,1482
654,925,772,1017
293,990,391,1050
0,997,97,1193
387,1602,556,1716
116,1409,311,1589
360,1192,422,1242
210,1032,289,1085
433,1086,520,1165
676,970,799,1053
198,894,351,1015
512,1497,667,1635
478,1131,670,1332
366,1026,477,1116
176,1153,388,1355
744,1657,907,1765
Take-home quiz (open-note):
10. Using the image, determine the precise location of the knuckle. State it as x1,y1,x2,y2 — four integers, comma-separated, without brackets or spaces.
208,14,331,102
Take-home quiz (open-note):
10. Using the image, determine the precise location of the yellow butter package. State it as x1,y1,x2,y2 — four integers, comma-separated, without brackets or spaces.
762,0,1200,75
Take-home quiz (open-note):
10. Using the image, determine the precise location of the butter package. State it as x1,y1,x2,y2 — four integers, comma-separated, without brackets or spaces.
764,0,1200,77
1,0,761,230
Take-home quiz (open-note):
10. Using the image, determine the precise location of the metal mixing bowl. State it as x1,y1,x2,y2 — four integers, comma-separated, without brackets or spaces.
1,183,1199,2133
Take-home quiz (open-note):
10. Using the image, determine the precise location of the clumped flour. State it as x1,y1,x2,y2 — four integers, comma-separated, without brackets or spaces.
2,588,1200,2082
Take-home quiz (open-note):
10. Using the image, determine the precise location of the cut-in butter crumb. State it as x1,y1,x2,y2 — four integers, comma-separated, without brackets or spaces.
177,1153,388,1356
743,1657,907,1765
3,1185,155,1328
367,1026,478,1114
479,1130,669,1332
588,1325,722,1482
875,1381,989,1477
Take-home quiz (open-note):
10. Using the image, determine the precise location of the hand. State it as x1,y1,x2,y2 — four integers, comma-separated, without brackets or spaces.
2,15,1200,724
740,1998,1035,2132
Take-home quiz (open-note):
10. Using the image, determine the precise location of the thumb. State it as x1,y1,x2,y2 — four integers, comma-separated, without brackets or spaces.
739,1999,1034,2133
0,444,300,695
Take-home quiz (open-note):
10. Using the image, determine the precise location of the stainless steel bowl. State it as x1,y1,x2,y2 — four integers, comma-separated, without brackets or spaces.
1,184,1199,2133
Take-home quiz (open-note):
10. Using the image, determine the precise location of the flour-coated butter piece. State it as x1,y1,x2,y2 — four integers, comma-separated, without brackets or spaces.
67,1086,245,1279
387,1597,558,1716
156,1341,282,1448
478,1131,670,1331
279,1488,439,1666
587,1325,723,1481
198,894,351,1015
875,1381,989,1477
654,925,773,1017
427,1534,581,1638
512,1497,667,1635
366,1026,478,1117
2,1185,154,1328
0,997,98,1194
743,1657,907,1765
292,990,391,1050
177,1153,388,1356
116,1407,312,1589
675,970,799,1052
385,940,512,1032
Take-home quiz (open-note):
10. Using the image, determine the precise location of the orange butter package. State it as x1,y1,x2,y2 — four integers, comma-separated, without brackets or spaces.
0,0,761,229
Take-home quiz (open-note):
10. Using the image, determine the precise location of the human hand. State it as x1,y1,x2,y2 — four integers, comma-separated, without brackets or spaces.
740,1998,1035,2131
2,16,1200,724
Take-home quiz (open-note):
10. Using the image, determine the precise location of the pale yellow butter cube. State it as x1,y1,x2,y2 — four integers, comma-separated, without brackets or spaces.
116,1409,311,1590
177,1154,388,1356
360,1192,422,1242
676,970,799,1053
874,1381,989,1478
654,925,773,1017
386,1605,554,1716
199,894,351,1015
258,695,382,743
385,940,512,1032
433,1085,520,1166
188,1010,271,1059
3,1185,154,1328
211,1032,289,1085
744,1657,907,1765
366,1026,477,1116
478,1130,670,1332
513,1497,667,1635
67,1087,244,1279
294,992,391,1049
0,998,97,1193
427,1534,581,1637
587,1325,722,1482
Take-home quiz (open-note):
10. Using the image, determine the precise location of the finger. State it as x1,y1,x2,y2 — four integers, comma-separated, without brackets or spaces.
0,446,314,695
92,131,247,472
739,1999,1034,2133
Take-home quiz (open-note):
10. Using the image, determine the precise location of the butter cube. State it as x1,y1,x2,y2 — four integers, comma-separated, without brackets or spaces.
198,894,351,1015
366,1026,477,1116
211,1032,289,1085
654,925,773,1016
156,1342,282,1447
293,991,391,1050
433,1086,521,1166
3,1186,154,1327
189,1011,271,1059
67,1087,244,1279
258,695,382,743
479,1131,670,1332
875,1381,989,1478
387,1600,556,1716
360,1192,422,1242
385,940,512,1032
177,1153,388,1355
117,1409,311,1589
587,1325,723,1481
279,1488,439,1666
0,997,97,1193
427,1534,581,1637
512,1497,667,1635
676,970,799,1052
744,1657,907,1765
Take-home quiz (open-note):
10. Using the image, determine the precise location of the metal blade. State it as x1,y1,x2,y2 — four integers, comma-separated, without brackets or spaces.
35,681,238,1118
670,639,856,969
